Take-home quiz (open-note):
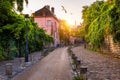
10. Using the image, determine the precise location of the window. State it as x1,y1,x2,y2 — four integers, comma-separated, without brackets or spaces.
47,20,51,26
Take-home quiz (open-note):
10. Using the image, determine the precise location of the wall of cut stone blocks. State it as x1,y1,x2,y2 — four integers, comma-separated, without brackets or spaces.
104,35,120,58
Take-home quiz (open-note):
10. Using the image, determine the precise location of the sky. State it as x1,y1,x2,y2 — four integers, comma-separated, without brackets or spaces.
23,0,97,25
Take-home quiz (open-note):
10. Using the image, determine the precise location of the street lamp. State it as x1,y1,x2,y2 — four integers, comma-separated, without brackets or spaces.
25,14,29,62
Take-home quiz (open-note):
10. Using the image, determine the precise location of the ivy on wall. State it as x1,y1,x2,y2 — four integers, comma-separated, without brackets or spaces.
81,0,120,50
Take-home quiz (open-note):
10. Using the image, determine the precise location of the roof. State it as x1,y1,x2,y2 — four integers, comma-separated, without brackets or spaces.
34,6,59,21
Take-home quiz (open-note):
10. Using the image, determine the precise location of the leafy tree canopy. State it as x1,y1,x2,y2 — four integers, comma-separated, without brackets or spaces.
0,0,54,61
81,0,120,49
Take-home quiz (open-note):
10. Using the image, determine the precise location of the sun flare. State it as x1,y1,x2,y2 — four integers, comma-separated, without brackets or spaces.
67,19,75,26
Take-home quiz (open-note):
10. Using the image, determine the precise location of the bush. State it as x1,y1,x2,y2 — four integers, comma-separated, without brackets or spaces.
73,76,84,80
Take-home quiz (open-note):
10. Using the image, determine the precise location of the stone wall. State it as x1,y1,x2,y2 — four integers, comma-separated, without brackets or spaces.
104,35,120,57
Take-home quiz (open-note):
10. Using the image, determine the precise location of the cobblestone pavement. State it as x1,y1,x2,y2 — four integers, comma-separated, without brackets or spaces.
12,47,72,80
72,45,120,80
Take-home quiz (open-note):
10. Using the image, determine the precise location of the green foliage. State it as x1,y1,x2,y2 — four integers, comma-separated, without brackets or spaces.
0,14,53,60
73,76,84,80
4,0,28,12
45,35,54,43
0,1,54,61
77,27,86,38
108,1,120,42
0,46,5,61
82,1,106,34
87,10,110,49
82,0,120,50
58,20,71,44
0,0,13,26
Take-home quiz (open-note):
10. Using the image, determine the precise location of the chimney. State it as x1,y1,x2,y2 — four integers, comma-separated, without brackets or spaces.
45,5,50,10
51,7,54,14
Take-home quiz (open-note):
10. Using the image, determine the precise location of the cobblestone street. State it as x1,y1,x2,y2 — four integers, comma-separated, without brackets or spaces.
1,0,120,80
12,47,72,80
72,45,120,80
0,45,120,80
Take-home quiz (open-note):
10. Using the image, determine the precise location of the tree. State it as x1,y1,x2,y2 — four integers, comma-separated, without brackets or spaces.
0,0,54,61
59,20,71,45
8,0,28,12
82,1,105,35
81,0,120,50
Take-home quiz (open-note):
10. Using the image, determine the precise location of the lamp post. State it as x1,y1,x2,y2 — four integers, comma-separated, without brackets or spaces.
25,14,29,62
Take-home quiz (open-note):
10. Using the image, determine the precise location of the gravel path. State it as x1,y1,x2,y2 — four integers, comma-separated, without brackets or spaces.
72,45,120,80
12,47,72,80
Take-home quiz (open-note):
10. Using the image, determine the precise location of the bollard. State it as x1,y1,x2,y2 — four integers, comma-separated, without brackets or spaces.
74,59,81,77
74,56,77,60
84,43,86,48
76,60,81,69
69,49,73,54
20,58,25,68
71,54,75,59
5,63,12,76
30,55,34,62
73,56,78,64
80,67,87,74
80,67,87,80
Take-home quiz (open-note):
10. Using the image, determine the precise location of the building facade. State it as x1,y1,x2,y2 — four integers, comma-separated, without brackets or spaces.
34,5,60,47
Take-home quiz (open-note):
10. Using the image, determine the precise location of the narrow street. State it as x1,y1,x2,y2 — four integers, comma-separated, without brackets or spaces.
12,45,120,80
1,0,120,80
12,47,72,80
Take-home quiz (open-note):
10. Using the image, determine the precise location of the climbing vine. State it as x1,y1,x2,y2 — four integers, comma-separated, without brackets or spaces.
0,1,53,61
81,0,120,50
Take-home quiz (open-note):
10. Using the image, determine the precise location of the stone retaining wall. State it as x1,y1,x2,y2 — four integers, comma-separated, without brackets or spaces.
104,35,120,57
